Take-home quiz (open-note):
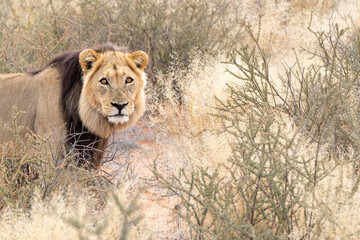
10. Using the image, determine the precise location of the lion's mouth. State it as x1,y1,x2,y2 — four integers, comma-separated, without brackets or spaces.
108,114,129,124
110,113,127,117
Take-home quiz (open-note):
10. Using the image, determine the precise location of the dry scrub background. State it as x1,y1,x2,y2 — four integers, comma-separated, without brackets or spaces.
1,0,360,239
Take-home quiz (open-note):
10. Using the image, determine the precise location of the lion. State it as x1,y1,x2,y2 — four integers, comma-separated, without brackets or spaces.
0,44,148,169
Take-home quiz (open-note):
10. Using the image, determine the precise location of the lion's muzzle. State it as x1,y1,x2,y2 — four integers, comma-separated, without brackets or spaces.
108,102,130,124
111,102,128,112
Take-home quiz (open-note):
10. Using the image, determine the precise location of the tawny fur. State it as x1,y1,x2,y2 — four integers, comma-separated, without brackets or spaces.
0,44,148,169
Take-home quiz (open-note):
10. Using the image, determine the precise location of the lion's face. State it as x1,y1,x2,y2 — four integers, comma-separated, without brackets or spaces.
78,49,148,137
88,57,143,124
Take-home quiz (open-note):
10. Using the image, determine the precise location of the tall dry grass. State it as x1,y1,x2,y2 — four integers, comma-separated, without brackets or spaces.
0,187,149,240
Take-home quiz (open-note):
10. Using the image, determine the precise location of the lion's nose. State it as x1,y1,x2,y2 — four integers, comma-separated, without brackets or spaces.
111,102,129,112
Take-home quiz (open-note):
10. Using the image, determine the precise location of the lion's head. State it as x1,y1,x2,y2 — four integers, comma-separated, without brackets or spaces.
77,48,148,138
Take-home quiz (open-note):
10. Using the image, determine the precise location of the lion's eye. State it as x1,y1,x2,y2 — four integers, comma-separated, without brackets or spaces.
125,77,133,84
100,78,108,85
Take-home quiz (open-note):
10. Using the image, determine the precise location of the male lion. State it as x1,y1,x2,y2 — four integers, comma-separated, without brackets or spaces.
0,44,148,169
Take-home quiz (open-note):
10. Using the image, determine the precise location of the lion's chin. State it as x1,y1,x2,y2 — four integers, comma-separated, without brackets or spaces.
108,115,129,125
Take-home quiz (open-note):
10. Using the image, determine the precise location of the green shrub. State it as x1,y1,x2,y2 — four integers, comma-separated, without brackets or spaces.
153,22,360,239
153,108,315,239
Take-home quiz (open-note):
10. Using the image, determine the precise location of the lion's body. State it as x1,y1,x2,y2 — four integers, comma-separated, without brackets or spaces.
0,44,148,168
0,68,65,143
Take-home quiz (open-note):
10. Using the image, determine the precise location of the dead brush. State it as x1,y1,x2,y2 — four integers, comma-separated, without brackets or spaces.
0,107,112,212
0,106,147,238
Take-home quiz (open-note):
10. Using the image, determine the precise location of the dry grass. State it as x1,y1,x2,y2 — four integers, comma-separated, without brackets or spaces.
0,186,149,240
149,55,234,169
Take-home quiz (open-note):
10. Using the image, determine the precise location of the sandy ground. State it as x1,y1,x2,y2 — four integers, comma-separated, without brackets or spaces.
104,117,185,239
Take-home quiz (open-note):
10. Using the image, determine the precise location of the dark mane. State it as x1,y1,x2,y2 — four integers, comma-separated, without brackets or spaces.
28,43,120,125
27,43,124,168
28,44,119,75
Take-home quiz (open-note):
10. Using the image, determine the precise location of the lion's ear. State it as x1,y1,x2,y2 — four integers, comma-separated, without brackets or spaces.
129,51,148,70
79,49,101,73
